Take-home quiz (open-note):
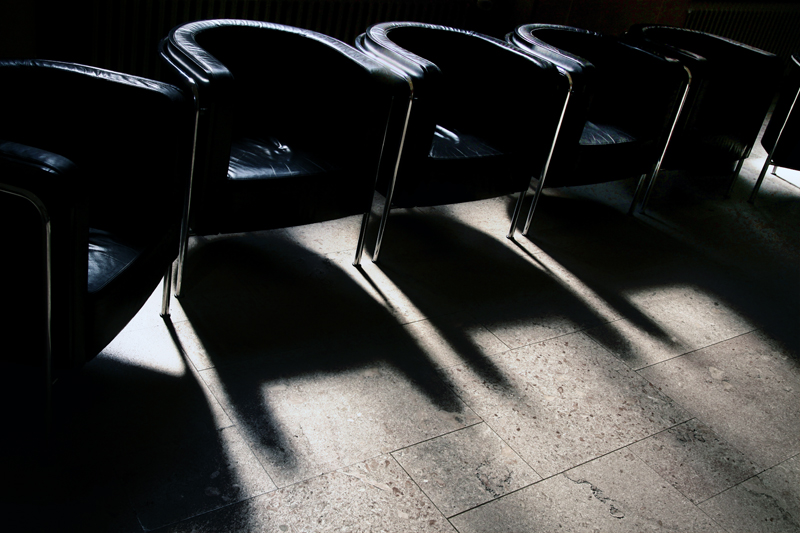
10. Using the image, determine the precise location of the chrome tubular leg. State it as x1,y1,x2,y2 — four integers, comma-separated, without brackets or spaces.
353,210,371,266
640,65,691,215
752,81,800,203
726,157,745,198
372,96,414,263
521,77,572,237
160,263,173,317
628,173,648,215
174,208,191,298
507,189,527,239
522,171,547,236
750,158,773,204
354,95,397,266
639,167,662,215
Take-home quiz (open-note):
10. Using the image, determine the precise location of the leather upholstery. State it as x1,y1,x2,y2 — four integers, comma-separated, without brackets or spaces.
625,25,782,168
509,24,689,189
0,60,190,373
761,55,800,171
356,22,569,208
160,19,408,236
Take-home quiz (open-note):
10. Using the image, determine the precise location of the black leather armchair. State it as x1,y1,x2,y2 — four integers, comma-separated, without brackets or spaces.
750,55,800,203
159,20,408,293
508,24,689,229
355,22,569,259
0,61,190,391
625,25,782,198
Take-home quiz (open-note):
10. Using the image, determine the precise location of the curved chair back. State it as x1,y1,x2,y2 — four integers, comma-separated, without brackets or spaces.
0,60,189,382
356,22,569,257
625,25,782,182
160,20,408,289
750,55,800,203
509,24,689,224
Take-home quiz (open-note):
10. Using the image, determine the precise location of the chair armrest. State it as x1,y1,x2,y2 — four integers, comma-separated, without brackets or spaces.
1,141,89,369
509,25,596,89
162,19,408,105
0,141,82,212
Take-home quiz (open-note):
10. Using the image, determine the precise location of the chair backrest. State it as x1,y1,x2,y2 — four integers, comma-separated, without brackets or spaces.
0,60,189,236
513,25,687,145
0,61,189,371
625,25,782,161
160,20,406,235
761,55,800,171
363,22,564,159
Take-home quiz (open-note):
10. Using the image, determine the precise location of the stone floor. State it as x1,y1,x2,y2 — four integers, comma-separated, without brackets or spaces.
4,138,799,532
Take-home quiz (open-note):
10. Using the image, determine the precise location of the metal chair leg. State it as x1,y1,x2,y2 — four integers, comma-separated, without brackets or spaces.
628,173,648,215
174,210,190,297
372,97,414,263
725,157,745,198
507,189,527,239
522,172,547,236
750,158,773,204
751,80,800,204
160,263,173,317
353,210,371,266
372,195,393,263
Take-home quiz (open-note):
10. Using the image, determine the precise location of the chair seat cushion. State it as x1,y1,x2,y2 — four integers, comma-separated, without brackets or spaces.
428,126,503,160
544,122,653,188
227,136,337,180
580,121,637,146
86,223,180,357
88,228,144,293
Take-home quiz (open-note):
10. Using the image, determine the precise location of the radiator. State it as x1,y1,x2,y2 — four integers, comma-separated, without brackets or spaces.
685,2,800,66
90,0,474,79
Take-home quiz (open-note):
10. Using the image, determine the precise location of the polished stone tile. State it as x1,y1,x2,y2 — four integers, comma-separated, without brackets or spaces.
617,282,756,354
639,331,800,469
392,423,540,517
584,317,693,370
758,455,800,524
443,332,691,477
450,448,718,532
470,290,617,350
200,354,480,488
629,418,760,504
401,311,510,370
122,426,275,531
279,213,366,257
49,328,234,464
699,456,800,533
160,454,455,532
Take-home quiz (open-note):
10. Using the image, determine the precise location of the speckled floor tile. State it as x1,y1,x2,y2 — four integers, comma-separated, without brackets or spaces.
584,317,698,370
443,332,691,477
698,457,800,533
160,454,455,532
401,312,510,370
629,418,761,503
639,330,800,469
758,455,800,523
200,355,480,488
470,290,617,350
392,422,540,517
122,426,275,531
450,448,718,532
618,283,757,353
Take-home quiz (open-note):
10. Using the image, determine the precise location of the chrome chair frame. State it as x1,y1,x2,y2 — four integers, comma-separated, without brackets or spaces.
638,65,693,214
162,38,394,295
361,26,571,261
750,58,800,204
